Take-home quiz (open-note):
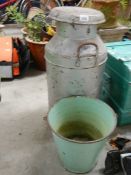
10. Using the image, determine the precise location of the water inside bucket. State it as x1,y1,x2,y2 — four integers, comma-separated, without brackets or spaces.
58,121,103,141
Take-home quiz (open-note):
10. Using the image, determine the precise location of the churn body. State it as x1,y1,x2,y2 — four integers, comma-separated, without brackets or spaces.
45,7,107,107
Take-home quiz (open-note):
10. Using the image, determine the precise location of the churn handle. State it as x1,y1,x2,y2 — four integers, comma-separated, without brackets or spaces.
76,43,99,67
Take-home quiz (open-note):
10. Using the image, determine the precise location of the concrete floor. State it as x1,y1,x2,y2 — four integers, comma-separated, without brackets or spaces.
0,69,130,175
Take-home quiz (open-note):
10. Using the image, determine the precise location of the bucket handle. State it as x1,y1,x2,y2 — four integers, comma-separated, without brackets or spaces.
76,43,98,67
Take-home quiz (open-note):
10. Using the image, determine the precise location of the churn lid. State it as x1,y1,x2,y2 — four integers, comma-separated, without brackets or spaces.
48,7,105,24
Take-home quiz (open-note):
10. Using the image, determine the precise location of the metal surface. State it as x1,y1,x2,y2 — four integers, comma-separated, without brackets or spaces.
45,7,107,107
76,42,98,67
48,97,116,173
0,65,13,79
48,7,105,24
1,24,23,38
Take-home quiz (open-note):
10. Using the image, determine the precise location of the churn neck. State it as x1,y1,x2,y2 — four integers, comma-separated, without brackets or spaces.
56,21,97,40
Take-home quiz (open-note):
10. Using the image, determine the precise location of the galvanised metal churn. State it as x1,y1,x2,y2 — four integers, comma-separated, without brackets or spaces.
45,7,107,108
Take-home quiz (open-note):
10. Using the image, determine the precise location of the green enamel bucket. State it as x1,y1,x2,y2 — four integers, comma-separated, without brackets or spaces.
48,97,117,173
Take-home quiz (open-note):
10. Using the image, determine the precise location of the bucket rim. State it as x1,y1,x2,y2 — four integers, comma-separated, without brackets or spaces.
48,96,117,144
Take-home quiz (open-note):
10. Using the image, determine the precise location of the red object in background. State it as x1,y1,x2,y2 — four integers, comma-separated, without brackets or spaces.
0,0,17,9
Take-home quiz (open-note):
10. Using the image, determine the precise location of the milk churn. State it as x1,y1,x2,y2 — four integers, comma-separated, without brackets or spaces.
45,7,107,108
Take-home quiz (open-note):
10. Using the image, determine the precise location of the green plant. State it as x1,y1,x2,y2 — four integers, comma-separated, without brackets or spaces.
6,6,50,42
120,0,128,10
26,14,47,41
6,6,26,24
